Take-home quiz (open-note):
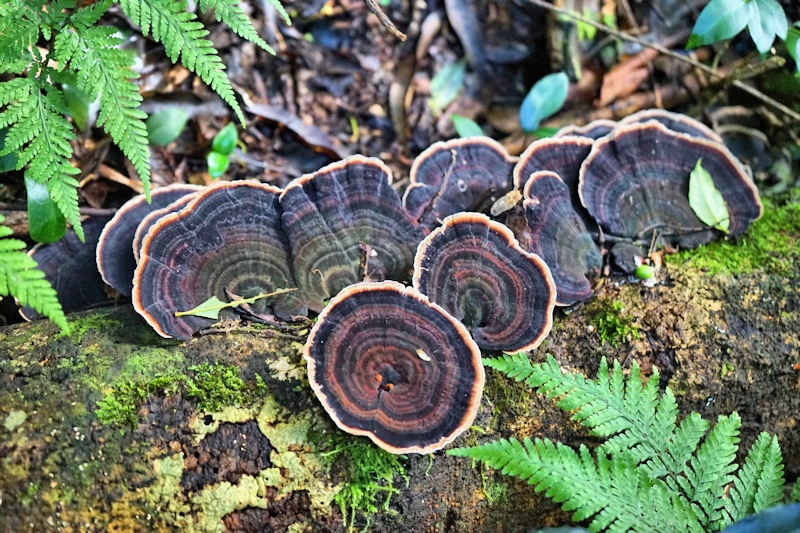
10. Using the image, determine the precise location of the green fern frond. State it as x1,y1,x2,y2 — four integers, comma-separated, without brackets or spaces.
70,0,113,26
720,432,784,527
449,437,702,532
791,480,800,502
56,23,151,197
678,413,741,527
120,0,245,125
0,216,68,333
198,0,275,54
0,76,83,241
0,1,43,74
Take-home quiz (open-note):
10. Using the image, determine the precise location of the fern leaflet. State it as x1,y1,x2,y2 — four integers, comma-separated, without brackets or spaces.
55,22,151,197
449,437,702,533
0,1,44,74
198,0,275,54
0,75,83,241
120,0,246,125
0,216,68,332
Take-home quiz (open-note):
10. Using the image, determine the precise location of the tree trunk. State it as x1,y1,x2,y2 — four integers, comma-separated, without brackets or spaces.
1,251,799,532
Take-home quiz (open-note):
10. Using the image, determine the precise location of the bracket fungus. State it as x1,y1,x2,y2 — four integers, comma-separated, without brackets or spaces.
280,156,424,311
579,122,762,248
402,137,517,230
508,171,602,307
133,181,306,340
21,216,113,321
554,119,616,140
97,184,201,297
132,194,197,262
304,281,484,454
618,108,723,143
413,213,556,352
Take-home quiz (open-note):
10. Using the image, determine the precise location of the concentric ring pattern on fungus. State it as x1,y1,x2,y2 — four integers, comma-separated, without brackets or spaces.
133,181,306,340
413,212,556,352
304,281,484,454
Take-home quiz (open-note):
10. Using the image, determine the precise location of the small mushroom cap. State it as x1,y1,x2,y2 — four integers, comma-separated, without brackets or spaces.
280,155,424,312
97,184,202,297
413,213,556,352
619,109,723,143
516,171,602,306
513,136,596,229
21,216,113,321
133,181,306,340
403,137,517,230
132,194,196,262
579,122,762,246
554,119,616,140
305,281,484,454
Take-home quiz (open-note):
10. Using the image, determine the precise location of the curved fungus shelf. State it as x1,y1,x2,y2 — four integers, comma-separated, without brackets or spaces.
96,184,202,297
304,281,484,454
554,119,616,140
413,213,556,352
618,108,723,143
578,122,762,248
132,194,197,262
514,171,602,306
133,181,306,340
280,155,424,312
403,137,517,230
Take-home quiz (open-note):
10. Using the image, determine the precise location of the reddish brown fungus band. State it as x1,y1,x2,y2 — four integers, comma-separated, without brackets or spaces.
304,281,484,454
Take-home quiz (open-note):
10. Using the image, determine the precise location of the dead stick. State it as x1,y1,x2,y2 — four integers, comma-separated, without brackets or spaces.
525,0,800,123
365,0,407,41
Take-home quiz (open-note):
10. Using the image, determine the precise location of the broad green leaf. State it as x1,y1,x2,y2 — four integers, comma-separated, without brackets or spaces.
61,83,93,132
519,72,568,133
0,128,18,173
686,0,748,50
211,122,238,155
429,59,466,115
174,288,297,319
207,151,230,179
25,177,66,243
146,108,189,146
787,25,800,72
688,159,730,233
747,0,788,54
451,114,483,137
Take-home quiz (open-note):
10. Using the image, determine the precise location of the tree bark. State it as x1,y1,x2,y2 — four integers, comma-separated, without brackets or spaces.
1,254,799,532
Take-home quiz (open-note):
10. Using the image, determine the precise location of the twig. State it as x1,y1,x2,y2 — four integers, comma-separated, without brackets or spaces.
365,0,407,41
525,0,800,123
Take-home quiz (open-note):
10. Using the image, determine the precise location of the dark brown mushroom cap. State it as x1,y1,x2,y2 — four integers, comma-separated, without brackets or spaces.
579,122,762,247
619,109,723,143
305,281,484,454
280,156,425,312
412,213,555,352
517,171,602,306
402,137,517,230
513,136,596,230
554,119,616,140
133,181,306,340
132,194,197,262
97,184,202,297
21,216,113,321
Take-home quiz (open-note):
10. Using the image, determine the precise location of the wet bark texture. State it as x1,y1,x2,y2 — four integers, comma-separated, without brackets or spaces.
1,255,799,532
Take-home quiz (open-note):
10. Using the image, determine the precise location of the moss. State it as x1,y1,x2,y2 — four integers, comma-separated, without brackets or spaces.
665,198,800,275
589,300,640,348
186,362,248,412
313,431,408,530
57,313,121,344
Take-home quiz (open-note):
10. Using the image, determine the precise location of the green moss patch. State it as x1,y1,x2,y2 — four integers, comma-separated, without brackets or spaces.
666,198,800,275
589,300,640,348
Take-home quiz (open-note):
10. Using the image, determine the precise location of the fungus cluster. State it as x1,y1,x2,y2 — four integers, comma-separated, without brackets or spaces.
74,108,761,455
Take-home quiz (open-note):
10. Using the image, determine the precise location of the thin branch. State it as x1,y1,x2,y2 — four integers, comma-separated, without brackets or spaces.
365,0,407,41
525,0,800,123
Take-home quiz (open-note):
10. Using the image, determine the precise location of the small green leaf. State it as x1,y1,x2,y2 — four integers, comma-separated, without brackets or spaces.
429,59,466,115
689,159,730,233
747,0,788,54
786,24,800,72
174,288,297,319
686,0,748,49
207,151,230,179
0,128,18,173
146,108,189,147
532,126,560,139
635,265,655,280
26,177,67,243
519,72,569,133
211,123,238,155
451,114,483,137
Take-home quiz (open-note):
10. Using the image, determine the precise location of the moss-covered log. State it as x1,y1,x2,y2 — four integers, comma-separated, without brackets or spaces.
1,201,799,532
